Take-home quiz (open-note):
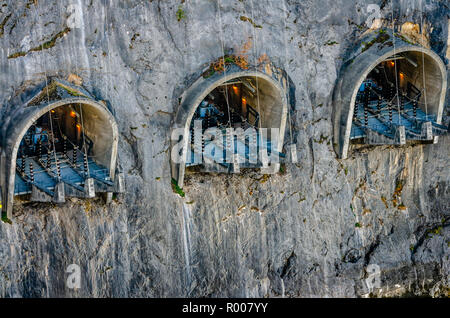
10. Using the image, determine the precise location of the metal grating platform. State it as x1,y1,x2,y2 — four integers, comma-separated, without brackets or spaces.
186,129,285,169
14,149,112,196
350,82,448,142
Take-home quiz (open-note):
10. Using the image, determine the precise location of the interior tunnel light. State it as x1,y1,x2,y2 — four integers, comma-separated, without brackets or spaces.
70,111,77,118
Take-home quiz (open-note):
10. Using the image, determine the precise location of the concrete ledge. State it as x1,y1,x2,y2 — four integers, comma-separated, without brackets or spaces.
31,185,52,202
53,182,65,203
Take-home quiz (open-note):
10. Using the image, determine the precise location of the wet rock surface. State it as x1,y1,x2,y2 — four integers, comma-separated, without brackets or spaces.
0,0,448,297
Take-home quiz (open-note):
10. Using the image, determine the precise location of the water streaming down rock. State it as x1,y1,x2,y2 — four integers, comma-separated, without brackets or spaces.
0,0,448,297
182,202,193,292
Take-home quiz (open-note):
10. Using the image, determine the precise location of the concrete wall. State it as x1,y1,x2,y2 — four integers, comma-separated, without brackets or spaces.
332,29,447,159
0,97,118,219
79,102,118,175
396,50,444,117
171,65,289,186
0,0,448,298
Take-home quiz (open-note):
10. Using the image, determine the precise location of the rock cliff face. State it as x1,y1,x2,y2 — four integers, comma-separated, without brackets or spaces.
0,0,448,297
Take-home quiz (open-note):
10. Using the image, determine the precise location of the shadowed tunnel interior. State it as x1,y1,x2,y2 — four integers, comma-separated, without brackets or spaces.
350,50,447,144
14,102,116,198
186,75,286,172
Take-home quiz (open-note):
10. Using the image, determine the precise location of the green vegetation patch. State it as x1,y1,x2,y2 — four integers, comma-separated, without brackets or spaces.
0,13,12,38
171,178,185,197
240,16,262,29
56,82,86,97
8,51,26,59
394,32,415,45
1,213,12,224
30,27,71,52
324,40,338,46
26,81,58,106
279,163,286,175
427,226,443,238
176,5,186,22
8,27,71,59
202,54,249,78
361,30,390,53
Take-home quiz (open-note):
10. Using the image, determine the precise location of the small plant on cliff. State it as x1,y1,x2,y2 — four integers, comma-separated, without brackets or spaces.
176,5,186,22
202,54,249,78
171,178,185,197
324,40,339,46
239,16,262,29
427,226,443,237
361,30,390,52
392,179,404,207
1,213,12,224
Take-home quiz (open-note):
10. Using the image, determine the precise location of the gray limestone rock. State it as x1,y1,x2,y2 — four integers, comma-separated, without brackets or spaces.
0,0,448,297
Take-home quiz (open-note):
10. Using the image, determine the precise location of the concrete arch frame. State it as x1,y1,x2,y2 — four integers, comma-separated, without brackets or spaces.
333,30,447,159
171,63,291,187
0,88,119,219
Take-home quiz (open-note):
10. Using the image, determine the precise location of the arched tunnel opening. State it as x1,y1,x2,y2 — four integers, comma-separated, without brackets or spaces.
171,66,290,187
332,29,448,159
350,50,447,144
186,75,286,173
0,79,124,219
14,102,115,199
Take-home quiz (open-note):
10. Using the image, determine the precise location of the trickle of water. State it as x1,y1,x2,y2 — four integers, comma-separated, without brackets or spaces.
182,202,193,290
281,278,285,298
77,0,91,78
